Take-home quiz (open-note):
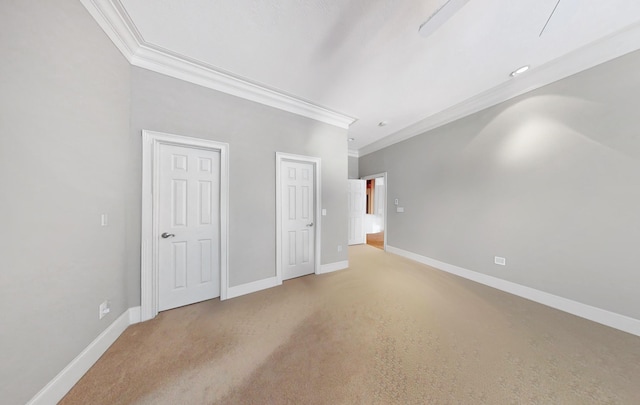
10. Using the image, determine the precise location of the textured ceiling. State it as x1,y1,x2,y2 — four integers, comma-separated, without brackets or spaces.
116,0,640,153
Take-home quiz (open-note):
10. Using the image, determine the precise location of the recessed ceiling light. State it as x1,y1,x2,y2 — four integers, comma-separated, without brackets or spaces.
510,65,530,77
348,137,355,142
378,121,388,127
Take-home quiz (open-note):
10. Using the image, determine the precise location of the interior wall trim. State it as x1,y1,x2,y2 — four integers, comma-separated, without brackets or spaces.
387,246,640,337
81,1,640,155
25,262,340,404
27,307,142,405
358,22,640,156
226,276,281,300
318,260,349,274
275,152,323,284
80,0,356,130
360,172,388,251
141,130,230,321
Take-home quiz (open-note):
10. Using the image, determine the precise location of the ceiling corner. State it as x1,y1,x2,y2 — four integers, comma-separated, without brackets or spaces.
80,0,141,61
360,20,640,156
81,0,356,129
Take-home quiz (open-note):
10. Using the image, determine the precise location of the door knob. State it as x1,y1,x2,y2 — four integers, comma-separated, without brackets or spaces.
306,223,314,227
161,232,175,238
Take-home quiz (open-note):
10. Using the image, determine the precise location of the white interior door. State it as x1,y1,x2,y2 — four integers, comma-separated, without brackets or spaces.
281,160,316,280
348,179,366,245
158,143,220,311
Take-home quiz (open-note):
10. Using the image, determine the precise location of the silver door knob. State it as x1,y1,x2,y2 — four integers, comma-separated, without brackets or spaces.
306,223,314,227
161,232,175,238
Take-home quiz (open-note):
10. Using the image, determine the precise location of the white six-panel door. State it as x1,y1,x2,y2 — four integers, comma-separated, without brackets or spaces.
158,143,221,311
348,179,366,245
281,160,316,280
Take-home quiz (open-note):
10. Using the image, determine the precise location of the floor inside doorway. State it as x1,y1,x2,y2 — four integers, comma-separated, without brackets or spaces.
366,231,384,250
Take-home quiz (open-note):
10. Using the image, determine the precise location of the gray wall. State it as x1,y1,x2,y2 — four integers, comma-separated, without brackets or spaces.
129,67,349,291
348,155,359,178
0,1,131,403
360,50,640,321
0,1,349,402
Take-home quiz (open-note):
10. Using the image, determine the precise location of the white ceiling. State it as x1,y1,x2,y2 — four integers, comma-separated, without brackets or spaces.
91,0,640,154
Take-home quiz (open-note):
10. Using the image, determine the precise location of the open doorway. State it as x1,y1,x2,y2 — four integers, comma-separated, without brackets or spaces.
363,174,386,250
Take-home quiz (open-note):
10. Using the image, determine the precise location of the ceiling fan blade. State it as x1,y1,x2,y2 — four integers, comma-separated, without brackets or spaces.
540,0,562,37
419,0,472,38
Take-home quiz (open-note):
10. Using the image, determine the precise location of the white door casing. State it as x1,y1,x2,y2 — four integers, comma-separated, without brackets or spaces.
141,130,229,322
276,153,321,282
362,172,388,251
348,179,366,245
158,144,220,311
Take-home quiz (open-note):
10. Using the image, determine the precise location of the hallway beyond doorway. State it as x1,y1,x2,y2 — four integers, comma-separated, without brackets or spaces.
366,231,384,250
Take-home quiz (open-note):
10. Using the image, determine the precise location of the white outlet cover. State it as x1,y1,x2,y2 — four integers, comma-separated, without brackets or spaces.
322,209,327,216
494,256,506,266
396,207,404,213
99,300,111,319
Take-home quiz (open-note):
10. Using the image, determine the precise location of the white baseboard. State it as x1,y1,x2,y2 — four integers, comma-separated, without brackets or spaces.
387,246,640,337
317,260,349,274
128,306,141,324
27,306,142,405
225,263,350,299
226,276,280,300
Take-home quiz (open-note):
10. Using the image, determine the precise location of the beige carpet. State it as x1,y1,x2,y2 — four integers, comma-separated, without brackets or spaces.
61,245,640,404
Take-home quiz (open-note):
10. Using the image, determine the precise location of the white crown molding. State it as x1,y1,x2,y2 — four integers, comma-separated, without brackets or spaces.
348,149,359,158
387,246,640,337
359,21,640,157
80,0,356,129
80,0,140,60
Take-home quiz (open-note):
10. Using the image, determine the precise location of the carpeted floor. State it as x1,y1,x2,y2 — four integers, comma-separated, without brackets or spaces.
61,245,640,404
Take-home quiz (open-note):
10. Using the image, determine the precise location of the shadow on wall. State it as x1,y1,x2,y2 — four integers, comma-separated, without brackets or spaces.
464,94,640,165
360,67,640,316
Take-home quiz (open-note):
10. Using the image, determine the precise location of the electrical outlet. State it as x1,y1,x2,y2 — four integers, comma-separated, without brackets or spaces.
396,207,404,213
101,214,108,226
494,256,506,266
337,245,342,252
99,300,111,319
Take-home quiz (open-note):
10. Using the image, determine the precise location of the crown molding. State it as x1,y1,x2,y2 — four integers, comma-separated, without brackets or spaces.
80,0,139,60
359,21,640,157
348,149,359,158
81,0,356,129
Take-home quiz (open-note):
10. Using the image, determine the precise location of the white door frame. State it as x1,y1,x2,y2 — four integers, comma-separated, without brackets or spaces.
275,152,321,284
362,172,387,251
347,179,366,245
141,130,230,322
